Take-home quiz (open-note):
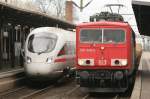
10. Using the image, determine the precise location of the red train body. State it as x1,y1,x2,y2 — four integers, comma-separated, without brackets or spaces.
76,21,137,92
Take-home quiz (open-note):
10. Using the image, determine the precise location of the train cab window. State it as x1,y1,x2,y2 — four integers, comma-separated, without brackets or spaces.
103,29,125,43
80,29,102,43
80,29,125,44
28,33,57,53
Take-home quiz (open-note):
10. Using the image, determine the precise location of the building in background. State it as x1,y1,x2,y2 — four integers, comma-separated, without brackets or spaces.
65,0,79,23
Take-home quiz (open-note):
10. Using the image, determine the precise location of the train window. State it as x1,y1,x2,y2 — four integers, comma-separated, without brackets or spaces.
103,29,125,43
28,33,57,53
80,29,102,43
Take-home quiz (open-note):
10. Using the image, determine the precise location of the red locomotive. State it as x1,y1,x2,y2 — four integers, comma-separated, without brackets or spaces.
76,20,142,92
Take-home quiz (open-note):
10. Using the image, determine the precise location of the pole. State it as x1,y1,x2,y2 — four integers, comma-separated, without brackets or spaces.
80,0,83,11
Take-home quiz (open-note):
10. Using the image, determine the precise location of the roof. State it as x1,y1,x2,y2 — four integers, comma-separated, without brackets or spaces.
77,21,129,27
0,1,75,29
132,0,150,6
132,0,150,36
31,27,74,35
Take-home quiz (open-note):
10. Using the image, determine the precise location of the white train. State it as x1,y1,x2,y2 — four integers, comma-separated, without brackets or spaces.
24,27,76,80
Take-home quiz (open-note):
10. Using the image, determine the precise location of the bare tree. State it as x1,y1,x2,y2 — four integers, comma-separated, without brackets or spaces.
0,0,66,19
53,0,65,18
35,0,54,13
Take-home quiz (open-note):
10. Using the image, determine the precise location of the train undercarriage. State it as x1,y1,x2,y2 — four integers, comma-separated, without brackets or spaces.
76,70,135,92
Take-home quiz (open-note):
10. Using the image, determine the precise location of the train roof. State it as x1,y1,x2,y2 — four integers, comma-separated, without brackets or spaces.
77,21,130,27
30,27,74,35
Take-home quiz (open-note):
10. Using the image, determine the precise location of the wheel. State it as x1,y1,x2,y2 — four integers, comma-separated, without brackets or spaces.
63,67,71,77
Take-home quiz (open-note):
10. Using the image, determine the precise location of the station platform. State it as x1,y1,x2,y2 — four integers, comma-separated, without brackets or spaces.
131,51,150,99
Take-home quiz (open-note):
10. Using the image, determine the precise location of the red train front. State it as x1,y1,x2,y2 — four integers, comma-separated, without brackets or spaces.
76,21,137,92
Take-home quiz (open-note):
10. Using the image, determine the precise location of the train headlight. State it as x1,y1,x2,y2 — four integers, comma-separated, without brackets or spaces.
78,59,85,65
121,59,127,66
27,56,32,63
78,59,94,66
111,59,127,66
46,57,53,63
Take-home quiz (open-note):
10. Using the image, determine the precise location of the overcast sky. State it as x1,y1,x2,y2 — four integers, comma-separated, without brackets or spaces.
73,0,139,34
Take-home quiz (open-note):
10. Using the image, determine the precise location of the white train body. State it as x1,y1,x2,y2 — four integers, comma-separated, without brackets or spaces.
24,27,76,80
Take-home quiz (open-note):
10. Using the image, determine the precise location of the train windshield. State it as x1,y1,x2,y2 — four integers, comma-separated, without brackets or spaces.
103,29,125,43
28,33,57,53
80,29,102,43
80,29,125,43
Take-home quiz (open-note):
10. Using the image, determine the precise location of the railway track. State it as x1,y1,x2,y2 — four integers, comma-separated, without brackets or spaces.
0,76,132,99
25,78,77,99
0,86,41,99
0,82,54,99
22,79,131,99
0,82,131,99
64,88,130,99
0,77,75,99
82,93,130,99
22,85,55,99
